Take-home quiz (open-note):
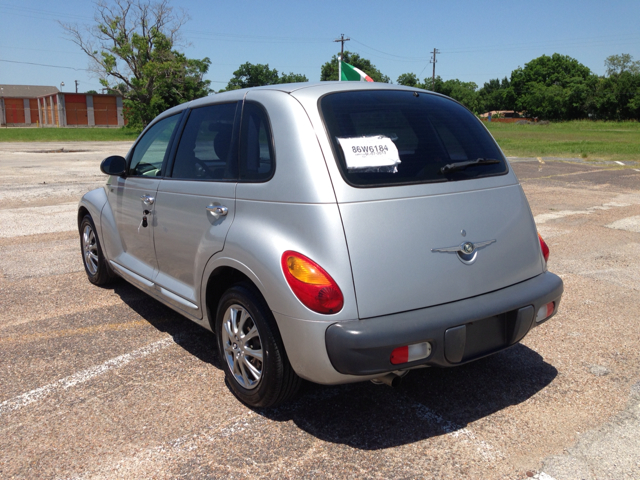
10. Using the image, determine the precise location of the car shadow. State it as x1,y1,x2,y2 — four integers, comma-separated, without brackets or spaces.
109,281,557,451
258,344,557,450
110,281,221,368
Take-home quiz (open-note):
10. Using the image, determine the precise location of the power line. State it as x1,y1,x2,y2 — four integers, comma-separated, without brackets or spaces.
0,58,89,71
186,30,330,44
0,44,84,56
350,38,430,61
0,3,92,21
441,33,640,55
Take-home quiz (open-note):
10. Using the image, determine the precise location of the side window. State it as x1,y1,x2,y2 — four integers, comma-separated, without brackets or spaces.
129,114,179,177
171,103,238,181
239,102,274,181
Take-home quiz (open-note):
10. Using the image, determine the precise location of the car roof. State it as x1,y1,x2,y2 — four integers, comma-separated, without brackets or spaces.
156,82,447,123
244,81,431,95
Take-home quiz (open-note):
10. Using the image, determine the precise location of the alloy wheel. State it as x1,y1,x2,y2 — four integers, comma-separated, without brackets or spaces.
82,224,99,275
221,304,264,389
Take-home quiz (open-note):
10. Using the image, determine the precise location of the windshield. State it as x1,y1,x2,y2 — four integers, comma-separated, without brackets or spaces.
320,90,508,187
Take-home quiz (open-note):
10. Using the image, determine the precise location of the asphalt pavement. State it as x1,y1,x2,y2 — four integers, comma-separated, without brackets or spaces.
0,144,638,479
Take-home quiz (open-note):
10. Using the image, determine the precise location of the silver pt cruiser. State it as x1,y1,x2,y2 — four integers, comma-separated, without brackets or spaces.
79,82,563,407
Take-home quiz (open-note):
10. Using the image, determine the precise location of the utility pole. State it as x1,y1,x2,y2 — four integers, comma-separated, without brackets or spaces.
334,33,350,81
430,48,440,90
75,80,79,93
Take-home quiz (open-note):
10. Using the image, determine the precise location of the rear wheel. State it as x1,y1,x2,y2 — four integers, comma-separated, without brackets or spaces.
216,283,301,408
80,214,114,285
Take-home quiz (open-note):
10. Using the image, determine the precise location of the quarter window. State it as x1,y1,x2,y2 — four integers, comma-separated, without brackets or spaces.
129,114,179,177
239,102,274,181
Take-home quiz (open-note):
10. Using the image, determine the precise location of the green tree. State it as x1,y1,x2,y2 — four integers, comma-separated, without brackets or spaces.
518,82,567,119
223,62,308,91
595,54,640,120
510,53,595,120
396,74,481,112
593,71,640,120
279,72,309,84
320,51,390,83
477,77,513,113
422,76,444,92
61,0,211,129
605,54,640,76
436,79,481,113
396,72,419,87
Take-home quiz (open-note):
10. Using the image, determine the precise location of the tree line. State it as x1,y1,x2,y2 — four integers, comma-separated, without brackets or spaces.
218,52,640,122
395,53,640,121
63,0,640,128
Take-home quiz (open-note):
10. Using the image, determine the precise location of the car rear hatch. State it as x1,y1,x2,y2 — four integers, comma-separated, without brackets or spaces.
316,89,544,319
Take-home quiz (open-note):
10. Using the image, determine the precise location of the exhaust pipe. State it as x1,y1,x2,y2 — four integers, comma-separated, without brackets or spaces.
371,372,403,388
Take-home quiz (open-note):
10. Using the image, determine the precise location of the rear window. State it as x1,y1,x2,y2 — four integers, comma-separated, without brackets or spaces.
320,90,507,187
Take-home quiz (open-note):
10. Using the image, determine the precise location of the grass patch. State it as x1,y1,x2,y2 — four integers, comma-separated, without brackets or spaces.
0,127,139,142
485,120,640,162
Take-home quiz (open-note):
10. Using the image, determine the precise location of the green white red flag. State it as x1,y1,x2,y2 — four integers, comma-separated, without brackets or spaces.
340,61,374,82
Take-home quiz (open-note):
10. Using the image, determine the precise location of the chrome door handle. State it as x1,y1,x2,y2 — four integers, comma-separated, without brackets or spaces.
140,195,155,206
206,205,228,216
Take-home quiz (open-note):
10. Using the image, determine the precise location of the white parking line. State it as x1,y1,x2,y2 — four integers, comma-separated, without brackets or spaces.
606,215,640,233
0,337,177,416
0,202,77,238
534,196,640,225
411,401,503,461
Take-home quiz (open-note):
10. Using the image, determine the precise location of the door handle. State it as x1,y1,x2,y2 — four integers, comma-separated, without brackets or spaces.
206,205,228,217
140,194,155,206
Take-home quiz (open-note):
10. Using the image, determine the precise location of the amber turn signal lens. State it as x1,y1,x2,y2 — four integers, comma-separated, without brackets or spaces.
286,256,331,285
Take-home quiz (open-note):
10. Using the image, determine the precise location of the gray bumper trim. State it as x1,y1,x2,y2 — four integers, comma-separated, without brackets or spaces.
325,272,563,375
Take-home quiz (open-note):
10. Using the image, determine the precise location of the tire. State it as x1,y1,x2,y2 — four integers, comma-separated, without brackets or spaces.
216,283,301,408
79,214,115,286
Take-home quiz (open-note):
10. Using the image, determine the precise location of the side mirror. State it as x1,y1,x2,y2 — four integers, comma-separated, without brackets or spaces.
100,155,127,176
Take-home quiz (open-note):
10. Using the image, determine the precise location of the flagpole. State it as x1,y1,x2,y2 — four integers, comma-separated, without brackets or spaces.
338,54,342,82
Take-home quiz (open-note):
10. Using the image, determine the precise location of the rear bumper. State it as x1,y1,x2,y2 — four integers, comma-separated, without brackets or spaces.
325,272,563,375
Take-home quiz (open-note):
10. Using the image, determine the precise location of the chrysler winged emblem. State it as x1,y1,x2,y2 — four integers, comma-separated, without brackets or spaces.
431,239,496,264
431,239,496,254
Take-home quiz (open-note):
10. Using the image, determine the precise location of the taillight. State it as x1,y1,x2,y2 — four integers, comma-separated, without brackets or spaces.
538,233,550,263
281,251,344,314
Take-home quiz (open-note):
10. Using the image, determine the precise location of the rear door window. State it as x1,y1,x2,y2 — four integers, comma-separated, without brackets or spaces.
320,90,507,187
170,103,239,181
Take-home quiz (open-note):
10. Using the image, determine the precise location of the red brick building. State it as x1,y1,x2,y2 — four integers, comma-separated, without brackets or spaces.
1,84,125,127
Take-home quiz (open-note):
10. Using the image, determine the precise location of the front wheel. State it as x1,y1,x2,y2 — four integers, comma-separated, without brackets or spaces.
79,214,114,285
216,284,301,408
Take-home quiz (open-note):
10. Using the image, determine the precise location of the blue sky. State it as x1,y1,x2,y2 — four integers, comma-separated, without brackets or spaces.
1,0,639,93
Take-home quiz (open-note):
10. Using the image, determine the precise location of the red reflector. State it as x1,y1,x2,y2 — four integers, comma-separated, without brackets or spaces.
390,346,408,365
538,233,550,263
546,301,555,317
390,343,432,365
536,301,555,322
